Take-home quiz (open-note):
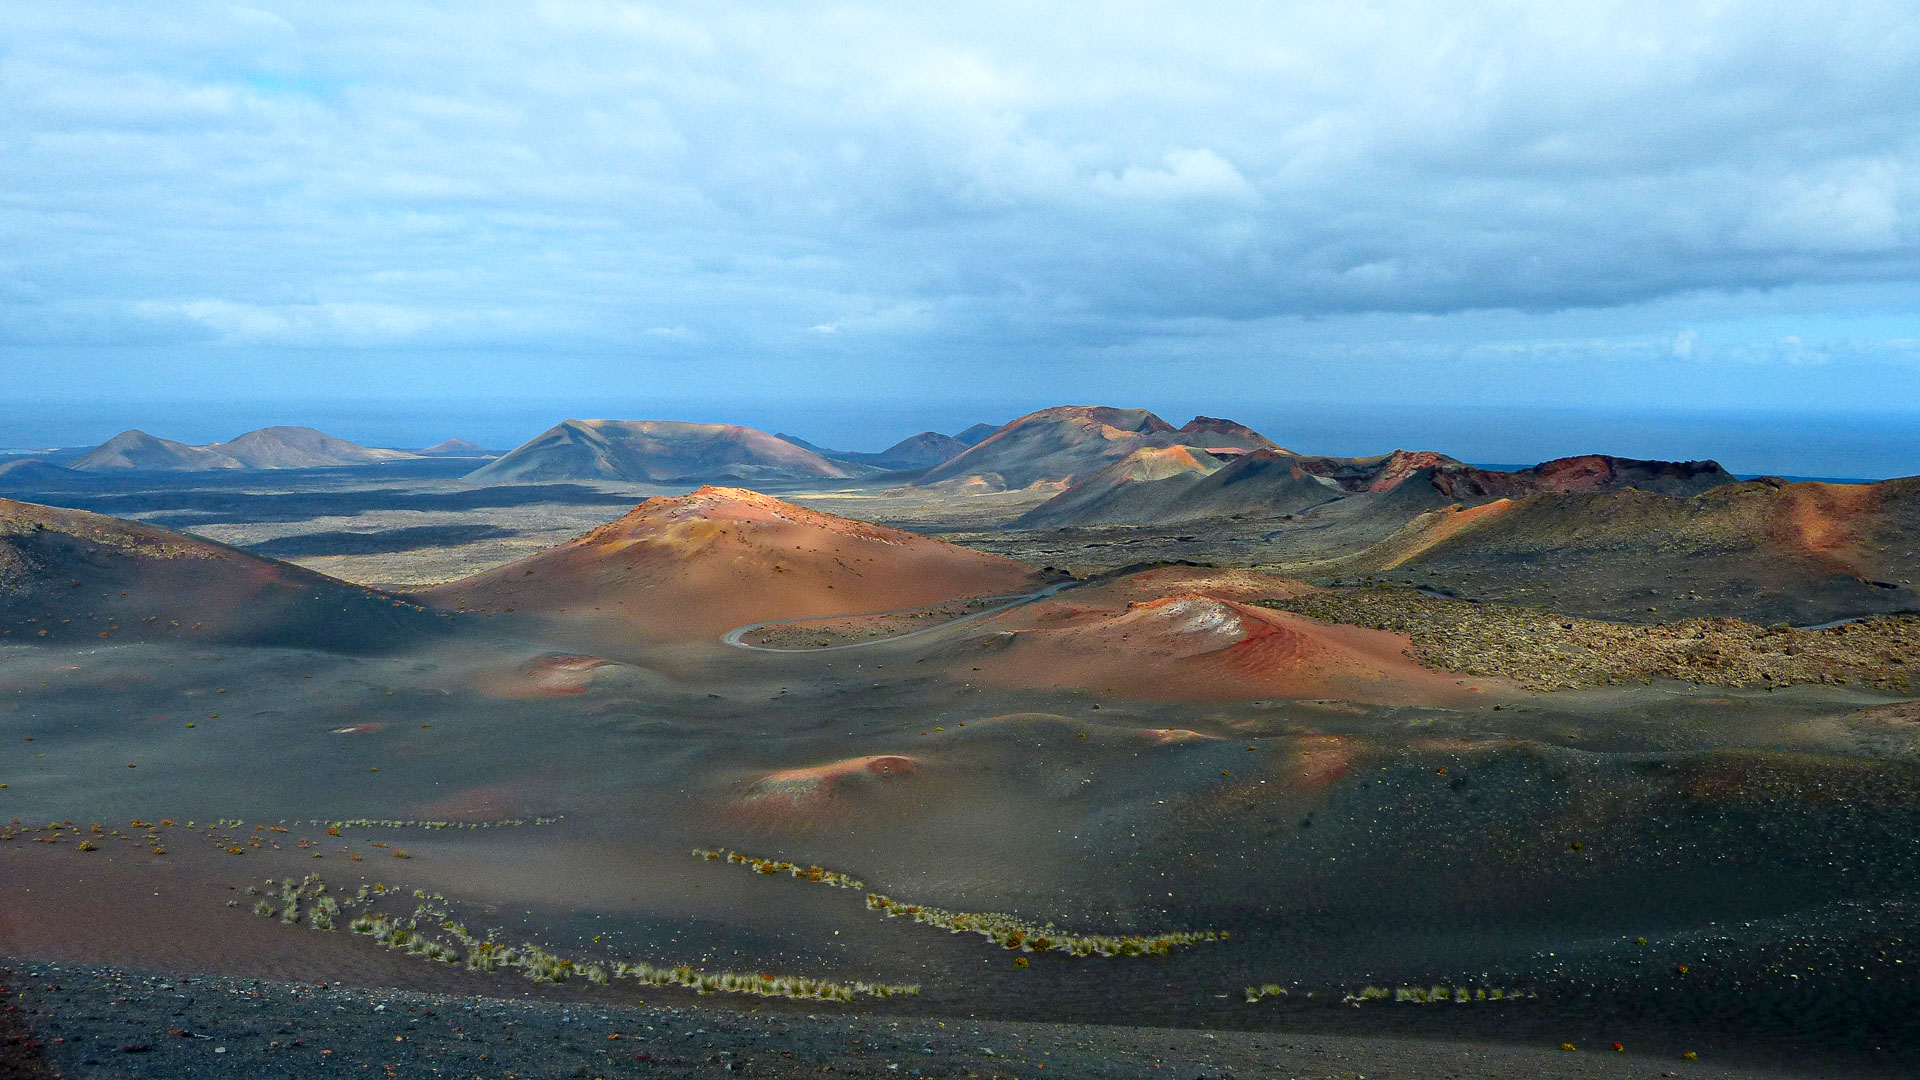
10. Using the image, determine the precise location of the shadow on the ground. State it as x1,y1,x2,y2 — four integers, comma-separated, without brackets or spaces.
243,523,520,557
1,483,640,525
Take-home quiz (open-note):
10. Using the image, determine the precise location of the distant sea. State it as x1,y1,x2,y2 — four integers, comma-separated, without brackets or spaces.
6,398,1917,481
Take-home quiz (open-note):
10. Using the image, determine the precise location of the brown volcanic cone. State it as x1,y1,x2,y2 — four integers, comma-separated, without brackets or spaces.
961,591,1494,705
0,498,437,651
423,486,1046,640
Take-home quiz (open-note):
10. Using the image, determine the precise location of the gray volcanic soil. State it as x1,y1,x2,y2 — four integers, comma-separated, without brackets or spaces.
4,616,1919,1075
4,465,1920,1077
0,960,1821,1079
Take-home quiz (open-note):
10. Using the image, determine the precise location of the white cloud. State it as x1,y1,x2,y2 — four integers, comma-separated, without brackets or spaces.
1092,148,1256,203
1,0,1918,399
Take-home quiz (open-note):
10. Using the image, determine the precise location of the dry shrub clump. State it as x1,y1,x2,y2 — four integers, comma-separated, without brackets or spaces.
695,847,1225,957
1263,588,1918,692
252,872,915,1002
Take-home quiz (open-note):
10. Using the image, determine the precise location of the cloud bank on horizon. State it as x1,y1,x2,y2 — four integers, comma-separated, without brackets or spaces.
3,1,1919,419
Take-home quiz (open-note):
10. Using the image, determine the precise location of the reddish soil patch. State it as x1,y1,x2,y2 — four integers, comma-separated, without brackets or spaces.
727,754,920,825
479,653,611,698
965,593,1496,705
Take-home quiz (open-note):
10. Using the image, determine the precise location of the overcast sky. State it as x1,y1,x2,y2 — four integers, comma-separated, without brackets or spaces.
4,2,1919,472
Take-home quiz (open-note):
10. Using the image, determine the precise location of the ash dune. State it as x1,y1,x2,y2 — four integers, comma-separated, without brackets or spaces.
1351,475,1920,623
0,497,440,651
469,419,857,483
423,486,1047,639
71,426,418,472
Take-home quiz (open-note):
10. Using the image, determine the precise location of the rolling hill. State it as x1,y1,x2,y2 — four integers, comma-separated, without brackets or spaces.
0,458,80,487
1345,476,1920,624
468,420,857,484
0,498,440,651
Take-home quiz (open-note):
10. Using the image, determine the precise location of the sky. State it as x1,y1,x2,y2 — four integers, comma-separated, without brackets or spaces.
3,2,1919,475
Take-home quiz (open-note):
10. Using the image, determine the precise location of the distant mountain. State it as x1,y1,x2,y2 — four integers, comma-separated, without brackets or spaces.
1019,447,1739,529
1171,416,1288,453
72,430,245,471
914,406,1179,491
774,430,970,471
469,419,857,484
211,426,418,469
870,431,970,469
954,422,1002,446
773,433,838,456
0,458,78,487
915,407,1292,492
418,437,494,457
70,426,420,472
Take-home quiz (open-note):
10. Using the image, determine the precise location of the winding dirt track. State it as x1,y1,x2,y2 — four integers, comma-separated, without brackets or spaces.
720,581,1080,652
